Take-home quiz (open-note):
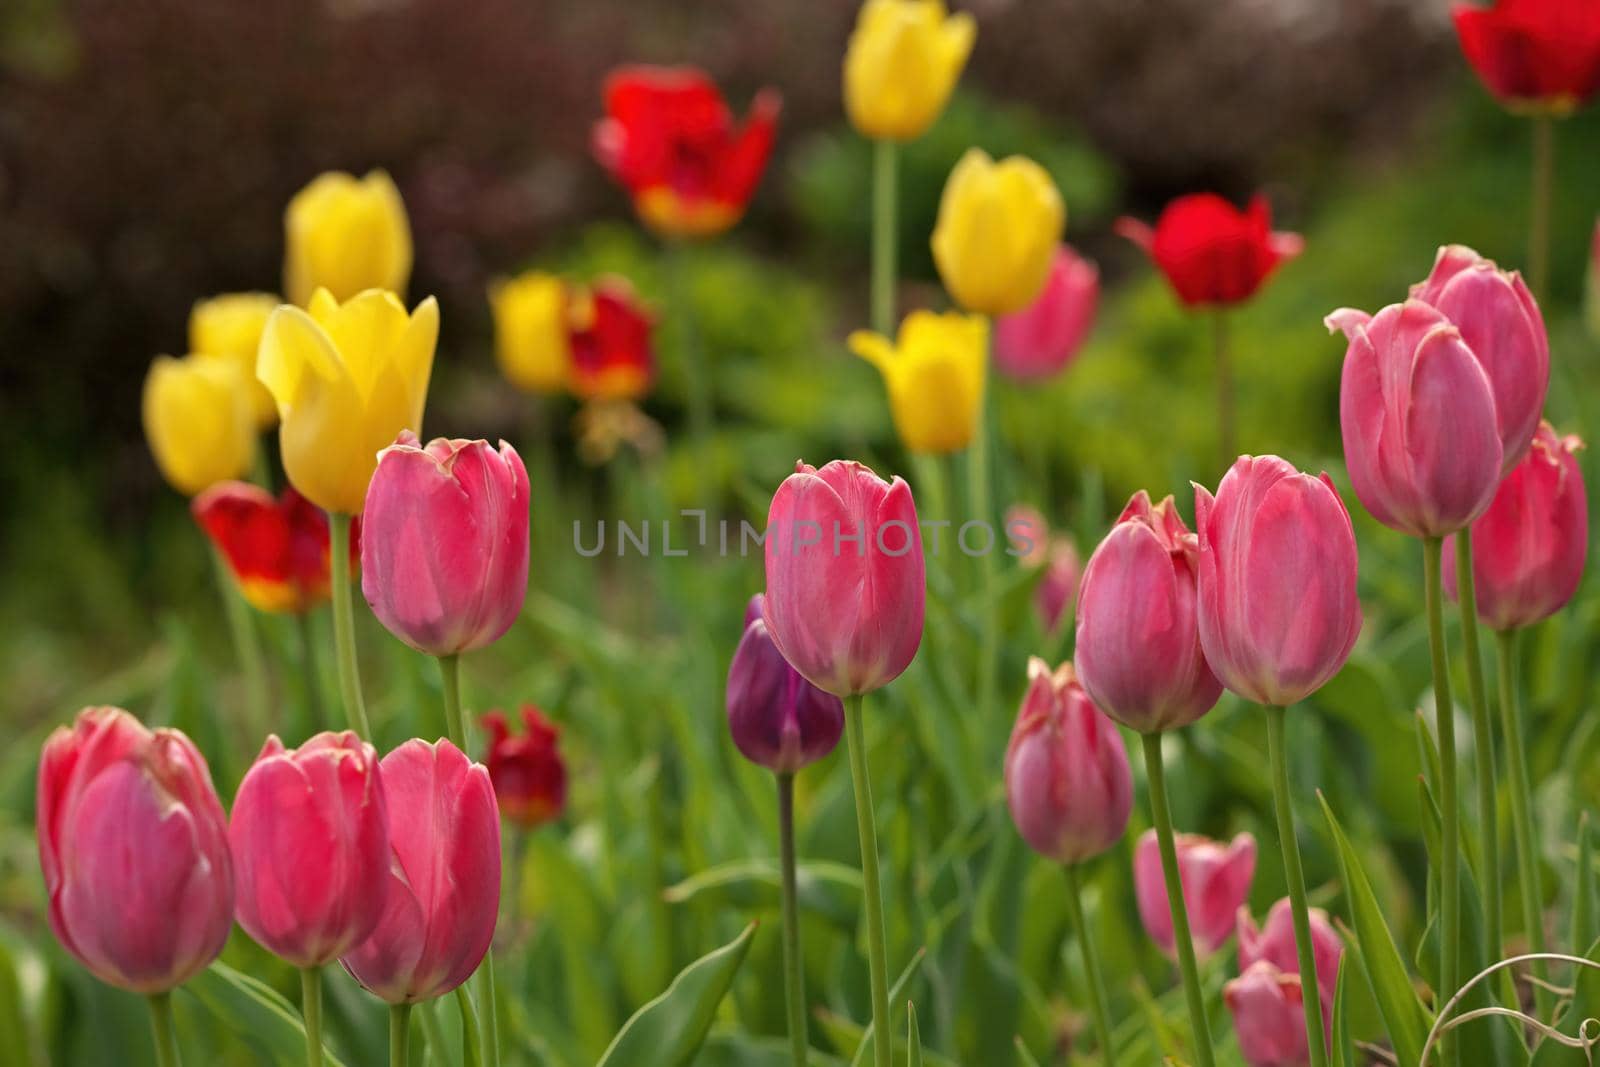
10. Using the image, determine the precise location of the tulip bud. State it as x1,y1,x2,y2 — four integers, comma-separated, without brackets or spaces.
482,705,568,829
1238,898,1342,1013
1445,422,1588,630
568,279,656,403
994,244,1099,381
1075,491,1223,733
229,732,390,968
1224,961,1317,1067
727,594,845,774
762,459,925,697
142,353,257,497
257,289,438,515
193,482,358,614
489,272,572,395
1193,456,1362,707
849,310,988,455
361,432,530,657
1005,658,1132,864
1452,0,1600,116
285,170,413,307
932,149,1065,315
1133,828,1256,959
340,739,501,1004
190,292,281,427
1116,194,1302,308
37,707,233,993
842,0,976,142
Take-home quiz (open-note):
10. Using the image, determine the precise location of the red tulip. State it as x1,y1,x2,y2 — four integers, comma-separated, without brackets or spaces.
193,481,358,614
568,280,656,403
340,739,501,1004
993,244,1099,381
1193,456,1362,706
1453,0,1600,114
1076,491,1223,733
361,431,530,657
1445,422,1588,630
727,594,845,773
1134,829,1256,959
593,65,780,239
1225,962,1317,1067
1004,658,1132,864
482,705,568,829
229,732,390,967
1238,898,1342,1016
1116,194,1303,308
37,707,233,993
762,459,925,697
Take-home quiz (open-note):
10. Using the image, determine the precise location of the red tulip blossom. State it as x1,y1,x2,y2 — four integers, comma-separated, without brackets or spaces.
482,705,568,829
192,482,358,614
1117,194,1303,308
568,281,656,403
1453,0,1600,114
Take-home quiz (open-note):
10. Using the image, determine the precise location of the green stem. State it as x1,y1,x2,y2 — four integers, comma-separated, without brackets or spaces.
1213,311,1234,473
1265,706,1329,1067
1423,536,1460,1067
1453,532,1504,972
1529,114,1553,302
668,240,713,445
301,967,324,1067
778,772,809,1067
456,984,484,1067
871,139,898,335
478,952,501,1067
845,694,893,1067
296,609,325,732
390,1003,412,1067
326,512,372,737
1497,628,1550,1017
1139,732,1216,1067
212,548,269,743
439,653,465,747
418,999,449,1062
969,389,998,721
146,991,181,1067
1064,864,1118,1066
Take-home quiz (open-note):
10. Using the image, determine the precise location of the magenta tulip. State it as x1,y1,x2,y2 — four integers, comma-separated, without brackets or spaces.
361,431,530,657
727,593,846,773
762,459,925,696
1225,962,1318,1067
1193,456,1362,707
1134,829,1256,959
340,738,500,1003
1445,422,1588,631
1005,658,1132,864
1076,491,1223,733
994,244,1099,381
229,732,390,967
1239,898,1342,1016
37,707,233,993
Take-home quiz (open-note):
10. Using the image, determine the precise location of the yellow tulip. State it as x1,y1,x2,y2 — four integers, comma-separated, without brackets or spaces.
190,292,280,427
284,170,413,307
142,354,257,496
850,310,988,455
489,272,571,394
931,148,1064,315
844,0,976,142
258,288,438,514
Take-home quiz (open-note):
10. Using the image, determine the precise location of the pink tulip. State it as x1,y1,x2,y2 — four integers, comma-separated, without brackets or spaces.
1006,505,1081,635
340,738,501,1004
1445,422,1588,631
229,732,390,967
1193,456,1362,707
1005,658,1132,863
1134,829,1256,959
1225,961,1317,1067
1239,898,1342,1017
37,707,233,993
1409,245,1549,472
1076,491,1223,733
361,431,530,657
994,244,1099,381
1327,301,1503,537
727,593,845,773
762,459,925,696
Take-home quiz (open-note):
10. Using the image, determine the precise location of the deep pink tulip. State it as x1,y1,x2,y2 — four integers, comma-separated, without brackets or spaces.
1076,491,1223,733
1135,829,1256,959
1239,898,1342,1019
37,707,233,993
1005,658,1133,863
229,732,390,968
1445,422,1588,630
994,244,1099,381
1194,456,1362,706
1327,300,1503,537
762,459,925,697
727,593,845,773
1225,961,1317,1067
361,431,530,656
340,739,501,1004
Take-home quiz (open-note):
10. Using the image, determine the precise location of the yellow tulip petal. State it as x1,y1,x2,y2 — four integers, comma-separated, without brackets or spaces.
257,304,346,415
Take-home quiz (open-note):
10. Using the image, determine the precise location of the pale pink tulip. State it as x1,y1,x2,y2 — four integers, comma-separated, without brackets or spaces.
1225,961,1317,1067
994,244,1099,381
1134,829,1256,959
1239,898,1342,1019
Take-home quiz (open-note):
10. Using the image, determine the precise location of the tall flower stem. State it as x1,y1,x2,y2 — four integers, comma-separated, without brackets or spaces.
1063,863,1118,1066
1213,310,1234,473
439,653,465,746
456,985,484,1067
326,512,372,737
1265,705,1328,1067
296,610,325,731
871,139,898,335
147,992,181,1067
777,772,810,1067
969,398,999,720
301,967,325,1067
1529,115,1554,302
390,1004,412,1067
1422,536,1461,1067
212,549,269,742
1453,532,1503,972
1138,732,1216,1067
845,694,892,1067
668,240,713,446
1496,628,1550,1018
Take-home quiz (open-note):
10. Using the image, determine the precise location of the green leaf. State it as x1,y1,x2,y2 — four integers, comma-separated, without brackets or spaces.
1574,813,1595,954
907,1001,922,1067
595,922,756,1067
183,963,349,1067
1331,954,1353,1067
697,1033,847,1066
1530,935,1600,1066
850,948,927,1067
0,937,39,1067
1012,1035,1043,1067
662,859,863,930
